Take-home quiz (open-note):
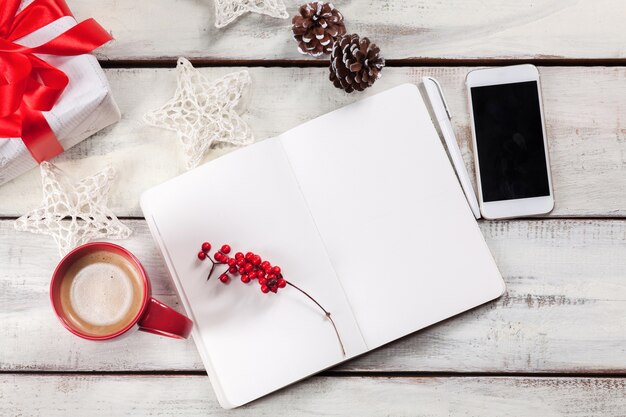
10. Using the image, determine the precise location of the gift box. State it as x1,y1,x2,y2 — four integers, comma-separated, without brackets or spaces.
0,0,120,186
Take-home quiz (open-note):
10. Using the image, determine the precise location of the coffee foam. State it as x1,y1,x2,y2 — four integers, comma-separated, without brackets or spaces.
70,263,134,326
59,250,144,337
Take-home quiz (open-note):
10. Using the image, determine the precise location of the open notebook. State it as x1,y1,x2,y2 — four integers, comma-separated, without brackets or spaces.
141,83,505,408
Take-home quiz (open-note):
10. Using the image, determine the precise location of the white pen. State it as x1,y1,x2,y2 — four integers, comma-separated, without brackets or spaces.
422,77,482,219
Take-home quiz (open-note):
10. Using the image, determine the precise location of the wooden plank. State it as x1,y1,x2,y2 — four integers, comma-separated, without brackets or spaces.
73,0,626,61
2,219,625,372
1,66,626,217
2,374,625,416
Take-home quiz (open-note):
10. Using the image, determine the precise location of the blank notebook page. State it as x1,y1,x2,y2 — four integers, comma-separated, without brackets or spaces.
279,84,505,349
141,138,366,408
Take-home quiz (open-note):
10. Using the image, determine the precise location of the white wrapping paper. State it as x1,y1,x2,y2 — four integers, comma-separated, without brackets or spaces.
0,10,120,186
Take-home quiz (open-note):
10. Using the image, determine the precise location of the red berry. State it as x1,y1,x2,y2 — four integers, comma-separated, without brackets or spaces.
221,244,231,254
263,264,272,273
248,270,257,279
272,266,281,275
267,274,277,280
235,252,244,260
259,278,267,286
261,285,269,293
197,251,206,260
252,255,261,265
245,252,253,261
219,274,229,283
214,252,223,262
228,266,238,274
201,242,211,252
278,279,286,288
260,261,270,269
237,259,246,267
227,258,236,267
270,286,278,293
241,275,250,283
244,263,253,273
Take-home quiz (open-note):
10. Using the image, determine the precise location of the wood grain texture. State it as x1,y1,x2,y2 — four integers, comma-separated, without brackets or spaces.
1,66,626,217
71,0,626,61
2,219,625,372
2,374,625,416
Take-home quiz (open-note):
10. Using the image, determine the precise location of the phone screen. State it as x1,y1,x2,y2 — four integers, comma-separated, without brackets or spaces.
470,81,550,202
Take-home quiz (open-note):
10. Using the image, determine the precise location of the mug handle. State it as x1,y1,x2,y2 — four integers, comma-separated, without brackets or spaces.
138,298,193,339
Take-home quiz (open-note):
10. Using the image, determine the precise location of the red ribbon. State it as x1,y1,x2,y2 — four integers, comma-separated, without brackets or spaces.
0,0,112,163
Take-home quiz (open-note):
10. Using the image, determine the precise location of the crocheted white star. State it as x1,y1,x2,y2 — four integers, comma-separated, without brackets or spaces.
144,58,254,169
15,162,131,256
214,0,288,28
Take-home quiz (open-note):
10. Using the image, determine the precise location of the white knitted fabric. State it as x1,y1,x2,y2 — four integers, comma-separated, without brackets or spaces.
214,0,288,28
144,58,254,169
15,162,131,256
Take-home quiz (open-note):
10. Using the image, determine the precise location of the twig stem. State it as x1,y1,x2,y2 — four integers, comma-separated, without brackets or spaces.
206,256,227,281
286,280,346,357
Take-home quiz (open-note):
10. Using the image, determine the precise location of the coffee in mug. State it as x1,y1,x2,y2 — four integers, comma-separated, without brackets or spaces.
50,242,193,340
57,250,145,337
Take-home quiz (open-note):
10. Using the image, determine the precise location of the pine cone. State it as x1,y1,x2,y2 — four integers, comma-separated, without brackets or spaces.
329,34,385,93
292,2,346,57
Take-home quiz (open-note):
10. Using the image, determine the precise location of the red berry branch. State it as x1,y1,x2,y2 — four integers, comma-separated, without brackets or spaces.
197,241,345,356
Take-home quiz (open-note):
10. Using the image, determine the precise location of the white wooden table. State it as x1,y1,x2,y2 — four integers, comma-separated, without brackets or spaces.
2,1,626,415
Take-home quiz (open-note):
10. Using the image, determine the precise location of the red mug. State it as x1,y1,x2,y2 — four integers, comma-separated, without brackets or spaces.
50,242,192,340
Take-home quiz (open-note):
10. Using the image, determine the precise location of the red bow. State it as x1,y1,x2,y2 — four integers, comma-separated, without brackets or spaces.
0,0,112,163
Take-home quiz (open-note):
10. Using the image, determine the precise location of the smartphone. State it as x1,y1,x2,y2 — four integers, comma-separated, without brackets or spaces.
466,64,554,219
